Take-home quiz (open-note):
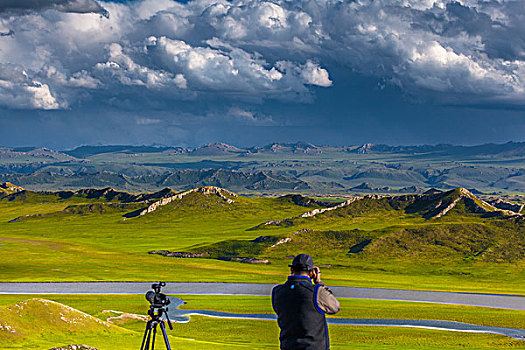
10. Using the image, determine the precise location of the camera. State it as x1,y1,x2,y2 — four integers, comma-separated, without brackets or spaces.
141,282,173,350
145,282,171,308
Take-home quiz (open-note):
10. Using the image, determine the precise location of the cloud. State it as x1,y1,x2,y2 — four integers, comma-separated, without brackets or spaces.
0,0,524,111
146,36,317,99
299,61,332,87
94,42,187,89
0,0,108,17
136,117,161,125
0,64,63,109
226,107,275,125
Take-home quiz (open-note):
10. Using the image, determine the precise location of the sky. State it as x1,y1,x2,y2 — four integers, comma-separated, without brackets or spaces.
0,0,524,149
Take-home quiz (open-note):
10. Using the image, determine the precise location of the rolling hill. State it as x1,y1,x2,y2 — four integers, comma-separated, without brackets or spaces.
164,188,525,265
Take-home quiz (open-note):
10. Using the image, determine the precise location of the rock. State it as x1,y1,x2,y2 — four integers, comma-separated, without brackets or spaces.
149,250,210,258
271,237,292,247
251,236,276,243
218,257,271,264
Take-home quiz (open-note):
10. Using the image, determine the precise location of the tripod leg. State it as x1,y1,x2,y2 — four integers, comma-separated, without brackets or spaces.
151,322,157,350
159,321,172,350
141,321,152,350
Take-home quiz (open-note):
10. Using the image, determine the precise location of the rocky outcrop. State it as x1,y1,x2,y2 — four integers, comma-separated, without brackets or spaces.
251,196,362,229
0,182,23,192
425,188,500,219
126,186,237,218
300,197,362,218
487,199,524,214
271,237,292,247
149,250,210,258
101,310,149,324
431,197,462,219
8,214,45,223
218,257,270,264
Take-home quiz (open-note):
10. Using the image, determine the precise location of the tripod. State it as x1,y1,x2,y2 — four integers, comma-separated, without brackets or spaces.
140,305,173,350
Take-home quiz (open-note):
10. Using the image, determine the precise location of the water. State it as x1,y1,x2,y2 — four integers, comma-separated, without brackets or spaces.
166,297,525,341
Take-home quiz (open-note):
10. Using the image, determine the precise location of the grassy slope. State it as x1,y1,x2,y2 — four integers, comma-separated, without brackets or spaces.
0,193,311,283
0,295,524,350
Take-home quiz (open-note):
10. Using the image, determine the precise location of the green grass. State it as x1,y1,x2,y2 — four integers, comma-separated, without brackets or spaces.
1,295,524,350
1,189,525,295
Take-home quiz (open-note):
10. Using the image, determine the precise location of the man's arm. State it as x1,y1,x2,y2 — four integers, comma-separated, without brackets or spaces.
312,266,340,314
315,285,340,314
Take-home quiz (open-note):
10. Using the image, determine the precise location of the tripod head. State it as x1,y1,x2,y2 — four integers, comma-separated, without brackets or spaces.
148,303,173,330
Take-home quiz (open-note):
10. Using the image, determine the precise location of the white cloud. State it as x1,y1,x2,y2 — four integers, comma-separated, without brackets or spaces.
94,43,187,90
147,36,316,98
300,60,332,87
0,64,63,109
227,107,275,125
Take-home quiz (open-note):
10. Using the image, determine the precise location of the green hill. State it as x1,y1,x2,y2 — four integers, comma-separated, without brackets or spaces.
0,299,130,349
180,188,525,265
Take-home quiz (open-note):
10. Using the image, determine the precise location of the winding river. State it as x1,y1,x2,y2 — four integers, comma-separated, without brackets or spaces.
164,297,525,340
1,282,524,340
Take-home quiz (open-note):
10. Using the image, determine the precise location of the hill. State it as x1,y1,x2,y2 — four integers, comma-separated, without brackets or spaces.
0,299,128,348
175,188,525,265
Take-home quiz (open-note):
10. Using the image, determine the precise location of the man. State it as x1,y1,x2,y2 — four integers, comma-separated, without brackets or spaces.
272,254,340,350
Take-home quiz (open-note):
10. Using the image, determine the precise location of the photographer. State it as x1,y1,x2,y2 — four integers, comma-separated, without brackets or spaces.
272,254,340,350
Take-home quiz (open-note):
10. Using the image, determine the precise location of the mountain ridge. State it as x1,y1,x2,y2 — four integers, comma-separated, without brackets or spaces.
2,142,525,193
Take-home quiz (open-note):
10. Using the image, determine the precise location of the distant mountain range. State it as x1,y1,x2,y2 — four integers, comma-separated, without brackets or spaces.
56,141,525,157
1,142,525,194
2,141,525,159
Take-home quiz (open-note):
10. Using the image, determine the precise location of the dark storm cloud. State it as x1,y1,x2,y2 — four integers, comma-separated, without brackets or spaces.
0,0,108,17
0,0,524,113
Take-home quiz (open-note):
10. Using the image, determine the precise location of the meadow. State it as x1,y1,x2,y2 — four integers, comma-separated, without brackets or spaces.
1,186,525,349
1,294,524,349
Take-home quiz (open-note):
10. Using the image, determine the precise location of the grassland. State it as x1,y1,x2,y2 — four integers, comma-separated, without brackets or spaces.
1,294,524,350
1,188,525,294
1,187,525,348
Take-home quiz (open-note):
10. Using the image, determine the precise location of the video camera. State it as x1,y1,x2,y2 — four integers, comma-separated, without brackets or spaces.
145,282,171,308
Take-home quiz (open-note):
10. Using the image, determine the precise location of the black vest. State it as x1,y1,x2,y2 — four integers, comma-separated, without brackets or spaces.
272,275,329,350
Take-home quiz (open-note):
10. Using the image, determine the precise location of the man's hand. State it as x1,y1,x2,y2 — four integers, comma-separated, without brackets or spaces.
312,266,322,284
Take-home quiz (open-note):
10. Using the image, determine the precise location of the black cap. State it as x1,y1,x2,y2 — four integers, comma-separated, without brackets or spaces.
289,254,314,271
